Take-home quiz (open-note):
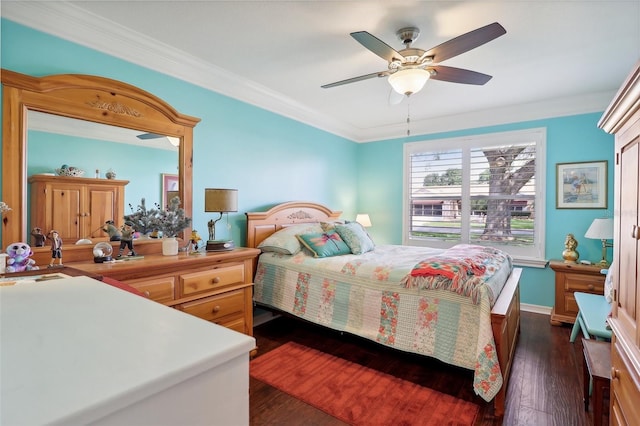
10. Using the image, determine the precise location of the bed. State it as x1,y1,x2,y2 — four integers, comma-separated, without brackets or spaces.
246,201,521,417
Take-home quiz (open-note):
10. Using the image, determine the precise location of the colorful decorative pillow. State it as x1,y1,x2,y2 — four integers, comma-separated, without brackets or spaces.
297,231,351,258
334,222,375,255
257,223,323,255
320,220,345,232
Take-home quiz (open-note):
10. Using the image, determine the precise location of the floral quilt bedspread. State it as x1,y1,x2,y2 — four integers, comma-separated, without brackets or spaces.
253,244,514,402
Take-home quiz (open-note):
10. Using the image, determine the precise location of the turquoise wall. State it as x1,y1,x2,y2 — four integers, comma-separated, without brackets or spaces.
1,19,358,246
1,19,616,308
28,131,176,208
357,114,615,307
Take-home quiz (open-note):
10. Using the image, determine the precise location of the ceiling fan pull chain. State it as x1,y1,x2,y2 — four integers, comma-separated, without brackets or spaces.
406,98,411,136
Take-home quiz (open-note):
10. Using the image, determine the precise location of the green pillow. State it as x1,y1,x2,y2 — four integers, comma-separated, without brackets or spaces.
335,222,375,255
297,231,351,258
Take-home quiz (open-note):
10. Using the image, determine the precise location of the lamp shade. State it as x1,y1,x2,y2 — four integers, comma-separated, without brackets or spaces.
204,188,238,212
355,214,372,228
388,68,431,95
584,218,614,240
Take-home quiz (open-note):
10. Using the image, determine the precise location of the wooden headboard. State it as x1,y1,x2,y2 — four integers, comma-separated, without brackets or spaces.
245,201,342,248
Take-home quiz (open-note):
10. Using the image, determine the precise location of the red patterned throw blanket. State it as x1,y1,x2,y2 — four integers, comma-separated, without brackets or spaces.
401,244,511,304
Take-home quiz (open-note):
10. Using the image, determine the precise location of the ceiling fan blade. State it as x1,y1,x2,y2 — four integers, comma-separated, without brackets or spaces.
321,70,391,89
422,22,506,63
137,132,164,139
350,31,405,63
429,65,493,85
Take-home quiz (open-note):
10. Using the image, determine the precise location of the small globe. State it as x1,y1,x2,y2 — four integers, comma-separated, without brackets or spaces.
93,242,113,263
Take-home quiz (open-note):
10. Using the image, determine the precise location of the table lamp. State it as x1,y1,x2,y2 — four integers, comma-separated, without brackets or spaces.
584,217,614,267
205,188,238,251
355,214,372,228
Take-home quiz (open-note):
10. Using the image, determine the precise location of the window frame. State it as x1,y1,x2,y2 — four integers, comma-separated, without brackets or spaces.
402,128,547,267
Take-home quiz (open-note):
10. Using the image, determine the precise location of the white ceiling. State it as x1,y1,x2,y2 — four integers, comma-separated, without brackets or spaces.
3,1,640,142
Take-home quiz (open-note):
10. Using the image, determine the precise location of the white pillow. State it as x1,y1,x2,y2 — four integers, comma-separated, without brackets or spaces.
604,259,615,304
257,223,323,255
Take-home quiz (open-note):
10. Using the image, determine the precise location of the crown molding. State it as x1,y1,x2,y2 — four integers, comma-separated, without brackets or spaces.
2,2,361,141
360,90,614,142
2,2,611,143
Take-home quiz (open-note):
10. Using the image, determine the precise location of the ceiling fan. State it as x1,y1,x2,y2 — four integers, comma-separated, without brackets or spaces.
321,22,506,97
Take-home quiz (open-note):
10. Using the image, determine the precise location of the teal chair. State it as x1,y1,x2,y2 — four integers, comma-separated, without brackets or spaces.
569,292,612,343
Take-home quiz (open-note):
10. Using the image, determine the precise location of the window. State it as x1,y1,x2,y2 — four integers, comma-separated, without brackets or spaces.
403,128,546,266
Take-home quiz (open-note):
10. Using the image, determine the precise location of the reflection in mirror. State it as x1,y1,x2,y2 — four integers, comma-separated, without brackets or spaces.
1,69,199,257
27,111,178,243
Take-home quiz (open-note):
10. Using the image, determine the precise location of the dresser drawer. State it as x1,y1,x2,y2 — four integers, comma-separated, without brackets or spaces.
611,338,640,425
178,289,246,323
180,264,245,297
219,316,247,334
127,276,175,303
563,272,604,293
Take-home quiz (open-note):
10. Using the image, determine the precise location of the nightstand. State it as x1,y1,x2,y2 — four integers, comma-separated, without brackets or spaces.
549,260,606,326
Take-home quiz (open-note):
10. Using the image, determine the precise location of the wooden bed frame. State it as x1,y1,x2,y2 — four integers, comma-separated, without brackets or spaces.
246,201,521,417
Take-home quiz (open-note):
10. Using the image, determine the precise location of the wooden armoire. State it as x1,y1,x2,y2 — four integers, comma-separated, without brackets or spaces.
598,61,640,425
28,175,129,244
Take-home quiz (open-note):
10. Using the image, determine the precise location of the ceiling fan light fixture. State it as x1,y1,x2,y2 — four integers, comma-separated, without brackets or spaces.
388,68,430,95
167,136,180,147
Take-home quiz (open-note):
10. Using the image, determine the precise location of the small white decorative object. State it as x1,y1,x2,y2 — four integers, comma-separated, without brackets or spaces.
0,201,10,215
162,237,179,256
93,242,113,263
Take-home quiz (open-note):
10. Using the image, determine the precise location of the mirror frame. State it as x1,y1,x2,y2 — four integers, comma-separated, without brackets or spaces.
1,68,200,251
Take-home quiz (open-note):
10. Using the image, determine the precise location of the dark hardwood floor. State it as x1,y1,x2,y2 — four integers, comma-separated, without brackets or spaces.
250,311,600,426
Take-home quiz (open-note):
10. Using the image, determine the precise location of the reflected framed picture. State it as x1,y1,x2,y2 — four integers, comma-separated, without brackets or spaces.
556,160,607,209
161,173,179,208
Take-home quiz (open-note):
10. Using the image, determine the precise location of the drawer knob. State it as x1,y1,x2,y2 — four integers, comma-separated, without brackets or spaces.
144,291,151,298
611,367,620,380
212,305,221,313
211,277,221,285
588,284,595,291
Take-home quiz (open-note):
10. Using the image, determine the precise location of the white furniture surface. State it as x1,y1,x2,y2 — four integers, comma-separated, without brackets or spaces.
0,276,255,425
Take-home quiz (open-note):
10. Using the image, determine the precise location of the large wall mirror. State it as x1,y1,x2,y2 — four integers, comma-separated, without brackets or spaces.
1,69,200,257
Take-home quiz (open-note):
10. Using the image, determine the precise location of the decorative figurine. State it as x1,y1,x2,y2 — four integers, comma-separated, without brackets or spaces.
31,227,47,247
48,230,63,268
118,221,137,257
5,242,39,273
562,233,579,263
188,229,202,253
102,220,122,241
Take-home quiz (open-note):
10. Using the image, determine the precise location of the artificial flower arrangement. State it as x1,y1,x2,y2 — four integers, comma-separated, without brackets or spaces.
0,201,11,216
123,196,191,238
123,198,159,236
154,196,192,238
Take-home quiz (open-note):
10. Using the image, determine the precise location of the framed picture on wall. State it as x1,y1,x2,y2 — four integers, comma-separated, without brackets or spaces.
556,160,607,209
161,173,179,208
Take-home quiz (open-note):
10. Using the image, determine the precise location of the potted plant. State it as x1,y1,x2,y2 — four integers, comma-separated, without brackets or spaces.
153,196,192,255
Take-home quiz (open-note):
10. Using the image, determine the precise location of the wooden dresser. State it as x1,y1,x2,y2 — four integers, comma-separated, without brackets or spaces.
71,248,260,338
549,260,606,325
598,61,640,425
